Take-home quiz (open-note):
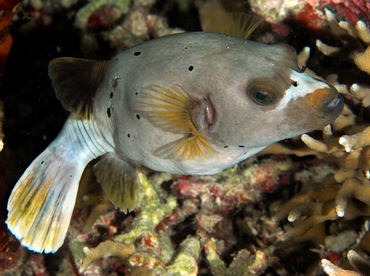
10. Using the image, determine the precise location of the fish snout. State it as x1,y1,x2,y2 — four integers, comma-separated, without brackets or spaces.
306,84,344,120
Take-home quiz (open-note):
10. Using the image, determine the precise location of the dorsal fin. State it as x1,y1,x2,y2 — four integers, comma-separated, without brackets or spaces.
200,2,262,39
48,57,108,119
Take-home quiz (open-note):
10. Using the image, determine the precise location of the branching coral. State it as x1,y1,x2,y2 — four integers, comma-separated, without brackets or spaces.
269,9,370,274
322,250,370,276
317,9,370,75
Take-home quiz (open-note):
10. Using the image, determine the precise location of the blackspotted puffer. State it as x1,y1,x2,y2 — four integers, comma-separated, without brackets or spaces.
6,32,343,253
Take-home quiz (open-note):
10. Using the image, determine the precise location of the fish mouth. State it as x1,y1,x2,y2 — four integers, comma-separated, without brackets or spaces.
324,91,344,118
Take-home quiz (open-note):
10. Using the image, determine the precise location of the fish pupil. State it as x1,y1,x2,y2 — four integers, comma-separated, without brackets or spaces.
253,90,272,104
256,91,267,101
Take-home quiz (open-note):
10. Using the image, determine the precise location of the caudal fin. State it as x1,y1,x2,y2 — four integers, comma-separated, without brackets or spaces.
6,135,89,253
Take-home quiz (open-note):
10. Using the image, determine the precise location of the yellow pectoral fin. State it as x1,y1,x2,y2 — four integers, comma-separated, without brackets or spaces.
139,85,196,133
139,85,214,160
174,133,214,160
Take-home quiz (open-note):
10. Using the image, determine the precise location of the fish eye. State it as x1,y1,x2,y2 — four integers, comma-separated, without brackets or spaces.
251,90,274,105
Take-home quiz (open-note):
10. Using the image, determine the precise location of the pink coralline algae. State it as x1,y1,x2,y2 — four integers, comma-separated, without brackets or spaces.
322,0,370,26
249,0,370,37
249,156,292,193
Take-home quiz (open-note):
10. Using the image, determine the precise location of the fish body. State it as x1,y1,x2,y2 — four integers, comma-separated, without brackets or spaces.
6,32,343,253
94,32,341,174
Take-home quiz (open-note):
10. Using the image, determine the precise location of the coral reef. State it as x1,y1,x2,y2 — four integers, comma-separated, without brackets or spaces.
69,159,284,275
322,250,370,276
16,0,183,58
3,1,370,275
274,9,370,237
0,0,21,76
0,0,21,42
77,172,180,274
249,0,370,37
0,100,3,152
270,9,370,276
316,9,370,75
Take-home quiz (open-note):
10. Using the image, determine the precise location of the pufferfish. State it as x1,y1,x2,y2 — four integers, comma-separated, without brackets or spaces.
6,31,343,254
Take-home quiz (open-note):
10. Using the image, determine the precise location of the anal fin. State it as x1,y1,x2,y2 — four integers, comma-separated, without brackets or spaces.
93,153,139,213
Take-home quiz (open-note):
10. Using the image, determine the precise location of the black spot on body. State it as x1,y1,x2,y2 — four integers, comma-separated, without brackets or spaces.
107,108,111,118
134,51,141,56
41,161,44,164
184,46,188,50
127,134,130,138
115,58,119,61
110,92,114,98
224,146,228,148
292,80,298,87
188,65,194,71
136,114,140,119
135,92,138,95
238,145,244,148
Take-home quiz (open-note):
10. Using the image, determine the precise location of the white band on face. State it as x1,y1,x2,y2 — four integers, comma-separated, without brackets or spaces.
275,69,332,111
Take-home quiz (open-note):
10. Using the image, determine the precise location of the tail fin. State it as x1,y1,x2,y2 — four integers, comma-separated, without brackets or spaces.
6,117,106,253
6,145,87,253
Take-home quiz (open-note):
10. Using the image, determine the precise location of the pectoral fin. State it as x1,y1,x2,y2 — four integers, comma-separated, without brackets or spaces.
138,85,214,160
93,153,139,213
173,132,213,160
138,85,196,133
